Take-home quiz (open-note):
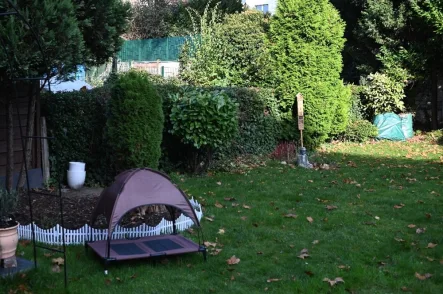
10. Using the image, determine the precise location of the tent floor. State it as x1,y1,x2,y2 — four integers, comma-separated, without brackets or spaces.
87,235,202,261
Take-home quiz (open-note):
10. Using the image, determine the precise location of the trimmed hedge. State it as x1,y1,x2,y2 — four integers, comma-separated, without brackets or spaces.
106,71,164,172
42,87,111,184
43,76,283,178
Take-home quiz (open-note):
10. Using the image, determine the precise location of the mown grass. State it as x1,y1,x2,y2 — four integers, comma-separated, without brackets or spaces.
1,139,442,294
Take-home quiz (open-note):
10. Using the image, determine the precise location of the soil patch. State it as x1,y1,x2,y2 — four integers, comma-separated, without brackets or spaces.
13,187,175,230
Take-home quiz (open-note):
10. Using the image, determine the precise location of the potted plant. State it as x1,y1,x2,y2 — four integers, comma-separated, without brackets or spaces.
0,188,19,268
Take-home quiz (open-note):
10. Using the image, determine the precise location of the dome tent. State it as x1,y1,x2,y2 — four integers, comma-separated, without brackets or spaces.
86,168,206,274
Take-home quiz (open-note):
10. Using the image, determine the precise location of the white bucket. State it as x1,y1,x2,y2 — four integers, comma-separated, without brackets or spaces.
69,162,85,172
67,170,86,190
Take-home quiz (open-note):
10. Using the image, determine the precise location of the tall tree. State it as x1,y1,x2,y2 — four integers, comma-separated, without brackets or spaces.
0,0,130,191
356,0,443,129
269,0,350,147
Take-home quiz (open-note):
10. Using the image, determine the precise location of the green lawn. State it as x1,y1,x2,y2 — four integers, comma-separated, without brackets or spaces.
1,139,442,294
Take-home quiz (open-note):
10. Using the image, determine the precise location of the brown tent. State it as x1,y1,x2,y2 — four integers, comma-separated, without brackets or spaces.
90,168,200,237
87,168,206,273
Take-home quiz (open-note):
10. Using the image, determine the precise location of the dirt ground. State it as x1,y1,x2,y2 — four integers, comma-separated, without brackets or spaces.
13,187,173,229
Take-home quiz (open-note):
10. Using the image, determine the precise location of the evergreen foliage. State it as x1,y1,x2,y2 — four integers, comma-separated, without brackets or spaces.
361,72,406,116
107,71,164,172
180,7,272,87
343,120,379,142
169,88,238,150
269,0,350,147
42,87,111,184
0,0,84,77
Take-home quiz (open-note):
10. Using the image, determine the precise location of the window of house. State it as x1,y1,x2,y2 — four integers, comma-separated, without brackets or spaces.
255,4,269,13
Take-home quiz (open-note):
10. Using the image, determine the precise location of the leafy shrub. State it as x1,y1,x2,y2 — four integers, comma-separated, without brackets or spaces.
180,7,272,88
349,85,366,121
220,88,281,155
169,88,238,149
42,87,110,184
106,71,164,172
269,0,349,148
213,11,273,87
343,120,378,142
330,85,352,136
0,188,17,228
361,72,406,116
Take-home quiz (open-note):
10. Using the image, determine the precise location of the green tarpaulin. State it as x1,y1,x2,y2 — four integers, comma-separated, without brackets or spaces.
373,113,413,141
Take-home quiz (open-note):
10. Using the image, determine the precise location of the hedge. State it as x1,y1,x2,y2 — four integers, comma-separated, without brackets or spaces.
41,87,111,184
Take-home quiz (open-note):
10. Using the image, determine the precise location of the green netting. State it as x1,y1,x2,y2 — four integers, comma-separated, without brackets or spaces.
117,37,187,62
373,113,414,141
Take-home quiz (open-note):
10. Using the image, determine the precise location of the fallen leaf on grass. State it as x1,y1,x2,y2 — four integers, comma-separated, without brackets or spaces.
218,228,225,235
394,238,406,243
394,204,405,209
305,271,314,276
415,272,432,280
375,216,380,220
209,248,222,256
115,277,123,282
401,286,410,292
240,216,247,221
425,213,432,219
326,205,337,211
231,275,235,281
227,256,240,265
338,265,350,270
130,274,137,279
243,204,251,209
215,202,224,208
186,228,195,235
426,243,438,249
298,248,310,259
284,214,298,219
416,228,426,234
52,257,64,266
204,241,217,248
407,224,416,228
224,197,235,201
307,216,314,223
323,277,345,287
267,278,281,283
216,182,222,185
44,253,53,258
205,217,214,222
105,278,112,285
312,240,319,245
426,257,434,262
257,251,263,255
19,240,31,247
52,265,61,273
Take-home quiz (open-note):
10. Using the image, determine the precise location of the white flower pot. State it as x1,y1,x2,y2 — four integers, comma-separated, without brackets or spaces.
67,170,86,190
69,162,85,172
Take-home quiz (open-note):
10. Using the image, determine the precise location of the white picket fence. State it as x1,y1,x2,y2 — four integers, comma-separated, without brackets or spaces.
18,199,203,245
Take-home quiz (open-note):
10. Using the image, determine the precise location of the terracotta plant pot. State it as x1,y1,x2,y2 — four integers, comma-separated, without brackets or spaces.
0,222,19,260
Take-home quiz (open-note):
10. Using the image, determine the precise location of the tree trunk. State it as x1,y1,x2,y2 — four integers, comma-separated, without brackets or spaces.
6,95,14,192
17,85,36,189
431,68,439,130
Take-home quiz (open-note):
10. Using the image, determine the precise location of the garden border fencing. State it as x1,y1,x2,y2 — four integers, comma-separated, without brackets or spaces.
18,198,203,246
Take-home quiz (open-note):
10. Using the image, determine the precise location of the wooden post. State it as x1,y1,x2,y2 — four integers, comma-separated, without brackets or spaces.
297,93,304,148
41,117,50,183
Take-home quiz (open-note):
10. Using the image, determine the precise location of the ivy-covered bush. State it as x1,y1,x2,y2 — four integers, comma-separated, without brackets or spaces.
169,88,238,149
42,87,110,184
180,7,272,88
349,85,366,121
269,0,350,148
221,88,281,155
361,72,406,116
343,120,378,142
106,71,164,172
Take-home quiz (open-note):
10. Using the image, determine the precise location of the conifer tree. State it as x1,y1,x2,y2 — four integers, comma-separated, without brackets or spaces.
269,0,349,147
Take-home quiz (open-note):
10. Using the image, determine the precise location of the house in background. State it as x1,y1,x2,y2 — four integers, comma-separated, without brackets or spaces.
242,0,277,14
